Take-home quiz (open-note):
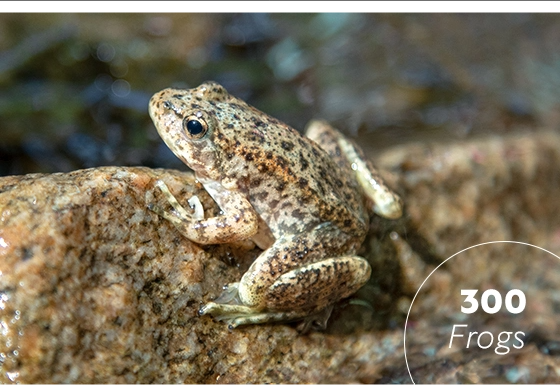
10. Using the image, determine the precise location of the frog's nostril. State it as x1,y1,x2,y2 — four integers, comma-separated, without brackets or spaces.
163,101,172,109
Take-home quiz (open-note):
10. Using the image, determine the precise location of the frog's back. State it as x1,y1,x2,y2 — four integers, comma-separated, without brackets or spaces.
209,93,369,238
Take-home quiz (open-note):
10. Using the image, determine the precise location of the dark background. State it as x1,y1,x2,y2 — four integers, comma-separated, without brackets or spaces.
1,14,558,176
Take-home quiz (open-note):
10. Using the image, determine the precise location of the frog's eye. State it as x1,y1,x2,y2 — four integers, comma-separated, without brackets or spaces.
183,115,208,139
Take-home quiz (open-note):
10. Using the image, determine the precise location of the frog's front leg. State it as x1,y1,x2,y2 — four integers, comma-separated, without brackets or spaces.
148,179,259,244
148,180,205,221
200,223,371,328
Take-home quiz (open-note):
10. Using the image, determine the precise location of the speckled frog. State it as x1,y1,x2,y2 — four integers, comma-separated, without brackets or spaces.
148,81,403,329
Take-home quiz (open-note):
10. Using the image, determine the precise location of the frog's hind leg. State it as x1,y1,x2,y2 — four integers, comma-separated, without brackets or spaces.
199,223,371,328
200,255,371,328
305,120,403,220
264,255,371,312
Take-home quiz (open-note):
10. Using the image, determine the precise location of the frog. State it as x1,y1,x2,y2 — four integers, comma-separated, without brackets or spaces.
147,81,403,329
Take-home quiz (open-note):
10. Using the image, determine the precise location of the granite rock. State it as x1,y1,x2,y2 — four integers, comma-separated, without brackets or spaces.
1,132,560,383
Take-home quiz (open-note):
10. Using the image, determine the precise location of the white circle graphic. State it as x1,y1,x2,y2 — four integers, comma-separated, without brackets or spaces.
403,241,560,384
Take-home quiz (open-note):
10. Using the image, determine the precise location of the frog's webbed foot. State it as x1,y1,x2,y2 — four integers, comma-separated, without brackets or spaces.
199,283,265,327
199,302,312,329
200,301,334,331
212,282,243,305
147,179,204,224
199,283,314,329
296,305,334,333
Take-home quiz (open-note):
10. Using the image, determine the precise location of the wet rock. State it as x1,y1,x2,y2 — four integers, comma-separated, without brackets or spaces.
0,166,402,383
1,131,560,382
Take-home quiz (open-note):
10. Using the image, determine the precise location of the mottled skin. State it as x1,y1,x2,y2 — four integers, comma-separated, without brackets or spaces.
148,81,403,328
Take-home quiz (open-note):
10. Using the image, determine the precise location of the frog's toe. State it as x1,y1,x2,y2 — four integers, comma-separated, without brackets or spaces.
219,311,308,328
199,301,310,328
214,282,243,305
236,308,331,328
198,302,255,318
150,179,196,222
198,302,263,327
198,283,246,318
296,305,334,333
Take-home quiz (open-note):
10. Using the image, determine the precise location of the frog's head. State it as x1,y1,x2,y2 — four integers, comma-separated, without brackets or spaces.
148,82,232,181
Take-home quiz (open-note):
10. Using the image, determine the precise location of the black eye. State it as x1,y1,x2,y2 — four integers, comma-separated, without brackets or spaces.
183,115,208,139
187,120,203,135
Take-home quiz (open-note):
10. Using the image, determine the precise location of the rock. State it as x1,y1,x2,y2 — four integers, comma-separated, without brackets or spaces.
2,132,560,382
0,167,215,382
378,131,560,383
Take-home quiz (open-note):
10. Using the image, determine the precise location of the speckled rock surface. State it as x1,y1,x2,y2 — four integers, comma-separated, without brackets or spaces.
378,131,560,383
2,132,560,383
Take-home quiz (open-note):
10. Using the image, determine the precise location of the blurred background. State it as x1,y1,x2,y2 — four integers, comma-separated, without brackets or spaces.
1,13,559,176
